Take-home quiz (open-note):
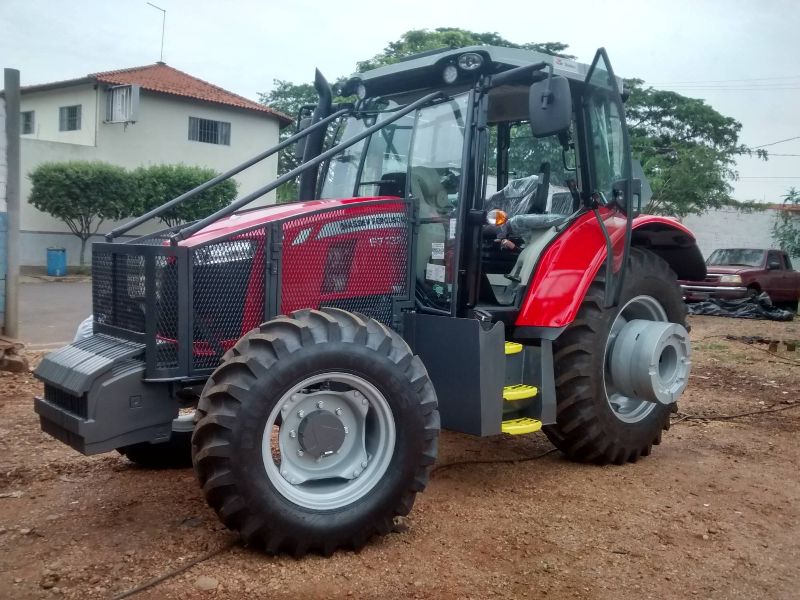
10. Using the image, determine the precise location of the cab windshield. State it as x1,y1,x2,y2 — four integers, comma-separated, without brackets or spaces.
706,249,765,267
320,93,467,202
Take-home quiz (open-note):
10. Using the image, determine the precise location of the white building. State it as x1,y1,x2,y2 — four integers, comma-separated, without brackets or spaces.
681,205,799,263
18,63,291,266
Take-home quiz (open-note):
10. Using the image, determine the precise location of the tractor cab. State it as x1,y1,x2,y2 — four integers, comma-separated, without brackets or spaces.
302,46,634,328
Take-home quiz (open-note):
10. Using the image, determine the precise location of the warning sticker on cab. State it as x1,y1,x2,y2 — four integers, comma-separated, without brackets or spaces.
425,263,446,283
431,242,445,260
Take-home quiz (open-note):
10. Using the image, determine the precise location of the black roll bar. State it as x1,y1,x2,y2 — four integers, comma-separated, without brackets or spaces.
171,90,444,244
106,107,351,241
488,61,547,88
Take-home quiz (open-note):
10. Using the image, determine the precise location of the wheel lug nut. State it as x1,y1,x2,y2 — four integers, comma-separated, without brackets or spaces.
362,398,367,406
297,409,305,418
282,404,289,412
297,449,304,457
335,408,343,416
316,400,324,409
353,470,360,478
361,461,368,468
343,426,349,434
289,430,296,438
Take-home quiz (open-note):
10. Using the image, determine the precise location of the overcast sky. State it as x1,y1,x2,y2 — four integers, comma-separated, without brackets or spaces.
2,0,798,202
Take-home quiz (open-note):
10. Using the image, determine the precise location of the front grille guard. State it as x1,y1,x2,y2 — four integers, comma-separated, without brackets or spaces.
92,197,414,380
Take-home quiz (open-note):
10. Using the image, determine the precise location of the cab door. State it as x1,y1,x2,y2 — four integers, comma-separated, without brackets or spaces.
582,48,633,305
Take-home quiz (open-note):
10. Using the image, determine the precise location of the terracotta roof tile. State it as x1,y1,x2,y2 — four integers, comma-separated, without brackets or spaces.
89,63,292,125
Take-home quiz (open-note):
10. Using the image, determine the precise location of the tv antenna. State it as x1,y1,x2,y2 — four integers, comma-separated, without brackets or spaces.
146,2,166,63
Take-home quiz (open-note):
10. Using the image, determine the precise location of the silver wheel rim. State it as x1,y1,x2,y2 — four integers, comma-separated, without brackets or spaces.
603,295,668,424
261,372,396,510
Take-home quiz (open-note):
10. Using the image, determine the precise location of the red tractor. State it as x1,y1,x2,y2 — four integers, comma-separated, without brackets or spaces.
34,47,705,555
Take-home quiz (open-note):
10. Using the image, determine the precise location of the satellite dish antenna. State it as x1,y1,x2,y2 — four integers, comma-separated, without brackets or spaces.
146,2,166,63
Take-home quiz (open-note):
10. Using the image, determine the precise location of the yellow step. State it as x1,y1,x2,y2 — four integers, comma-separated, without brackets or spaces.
503,384,538,402
501,417,543,435
504,341,523,355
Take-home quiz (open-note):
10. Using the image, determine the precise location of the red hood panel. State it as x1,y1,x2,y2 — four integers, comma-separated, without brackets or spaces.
181,196,400,247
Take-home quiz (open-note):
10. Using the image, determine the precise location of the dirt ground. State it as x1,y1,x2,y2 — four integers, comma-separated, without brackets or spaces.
1,315,799,600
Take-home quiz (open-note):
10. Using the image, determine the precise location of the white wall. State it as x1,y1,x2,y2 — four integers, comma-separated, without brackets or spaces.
19,85,282,266
681,207,799,263
96,90,279,201
0,96,6,213
20,83,98,147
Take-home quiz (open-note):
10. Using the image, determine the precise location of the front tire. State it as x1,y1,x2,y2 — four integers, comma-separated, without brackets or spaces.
544,248,688,464
192,308,439,556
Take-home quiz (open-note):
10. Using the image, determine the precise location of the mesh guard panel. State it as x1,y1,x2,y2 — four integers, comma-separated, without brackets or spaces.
191,231,265,370
92,252,146,333
280,201,410,328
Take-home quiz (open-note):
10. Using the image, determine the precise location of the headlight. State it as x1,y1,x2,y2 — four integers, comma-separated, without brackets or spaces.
356,82,367,100
457,52,484,71
719,274,742,283
442,64,458,85
194,240,255,266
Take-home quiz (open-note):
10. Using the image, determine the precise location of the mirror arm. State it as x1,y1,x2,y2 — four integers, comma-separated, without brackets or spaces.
539,65,555,109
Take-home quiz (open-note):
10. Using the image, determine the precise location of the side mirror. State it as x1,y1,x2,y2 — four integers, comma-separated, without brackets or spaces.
294,116,312,160
529,76,572,138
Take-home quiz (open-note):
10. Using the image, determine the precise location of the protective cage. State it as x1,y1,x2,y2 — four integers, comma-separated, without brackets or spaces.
91,198,414,379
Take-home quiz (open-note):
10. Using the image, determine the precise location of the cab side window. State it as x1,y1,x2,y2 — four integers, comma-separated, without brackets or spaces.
584,53,628,204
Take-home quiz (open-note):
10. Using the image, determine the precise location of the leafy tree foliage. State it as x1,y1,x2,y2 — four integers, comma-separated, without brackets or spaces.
29,161,135,265
133,164,238,228
625,80,765,216
772,187,800,257
258,80,348,201
357,28,573,71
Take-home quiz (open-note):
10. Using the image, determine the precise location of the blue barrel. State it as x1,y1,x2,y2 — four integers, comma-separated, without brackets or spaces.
46,247,67,277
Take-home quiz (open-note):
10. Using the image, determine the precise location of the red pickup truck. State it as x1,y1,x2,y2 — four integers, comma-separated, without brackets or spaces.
679,248,800,306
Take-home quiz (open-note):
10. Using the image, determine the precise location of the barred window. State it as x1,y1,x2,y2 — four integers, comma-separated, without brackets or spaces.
59,105,82,131
188,116,231,145
21,110,35,134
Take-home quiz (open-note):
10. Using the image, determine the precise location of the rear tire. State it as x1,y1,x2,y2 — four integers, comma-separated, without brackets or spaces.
191,308,439,556
543,248,687,464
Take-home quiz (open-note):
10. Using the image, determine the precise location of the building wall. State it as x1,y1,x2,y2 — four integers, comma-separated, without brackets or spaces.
19,86,281,266
681,207,800,263
19,83,98,147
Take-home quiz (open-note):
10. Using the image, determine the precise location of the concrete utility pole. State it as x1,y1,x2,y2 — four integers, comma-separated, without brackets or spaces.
4,68,20,339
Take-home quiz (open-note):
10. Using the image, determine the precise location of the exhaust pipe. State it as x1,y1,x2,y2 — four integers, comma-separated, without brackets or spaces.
298,69,333,201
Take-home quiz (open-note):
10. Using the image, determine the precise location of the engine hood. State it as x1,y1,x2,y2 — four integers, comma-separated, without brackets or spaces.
705,265,753,275
181,196,400,247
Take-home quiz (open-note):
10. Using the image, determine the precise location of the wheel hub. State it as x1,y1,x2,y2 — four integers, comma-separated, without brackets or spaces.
609,319,691,405
298,410,346,458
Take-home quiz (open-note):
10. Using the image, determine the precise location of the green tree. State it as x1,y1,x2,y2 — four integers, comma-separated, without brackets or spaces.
258,80,318,202
356,28,573,71
132,164,238,228
772,187,800,257
29,161,135,265
625,80,765,216
258,79,343,203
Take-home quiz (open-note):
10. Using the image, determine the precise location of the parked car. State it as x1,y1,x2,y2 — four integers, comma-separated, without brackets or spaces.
679,248,800,305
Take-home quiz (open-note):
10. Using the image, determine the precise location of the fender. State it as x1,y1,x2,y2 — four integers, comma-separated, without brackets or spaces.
515,211,705,328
